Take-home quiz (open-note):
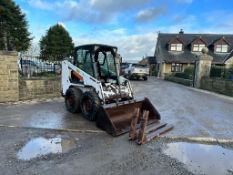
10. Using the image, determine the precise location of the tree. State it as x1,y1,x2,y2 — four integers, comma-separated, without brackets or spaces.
0,0,31,51
40,24,74,61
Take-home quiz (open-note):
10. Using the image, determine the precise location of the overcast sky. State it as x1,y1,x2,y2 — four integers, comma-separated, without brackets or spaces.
15,0,233,61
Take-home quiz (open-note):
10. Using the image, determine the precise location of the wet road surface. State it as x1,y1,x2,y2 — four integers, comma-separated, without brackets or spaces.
17,135,77,160
0,98,98,132
1,77,232,140
1,78,233,175
162,142,233,175
132,78,233,140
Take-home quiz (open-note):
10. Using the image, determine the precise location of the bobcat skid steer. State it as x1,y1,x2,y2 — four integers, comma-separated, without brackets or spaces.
61,44,172,137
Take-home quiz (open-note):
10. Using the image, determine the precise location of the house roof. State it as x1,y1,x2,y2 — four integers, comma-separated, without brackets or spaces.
139,56,156,65
155,33,233,64
146,56,157,64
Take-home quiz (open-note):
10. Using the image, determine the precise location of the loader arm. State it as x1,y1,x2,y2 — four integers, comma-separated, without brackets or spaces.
62,60,105,101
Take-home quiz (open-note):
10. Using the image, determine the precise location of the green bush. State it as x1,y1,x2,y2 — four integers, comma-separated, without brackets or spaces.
165,75,193,86
174,72,188,79
173,66,194,80
152,70,158,76
210,65,233,79
210,66,223,77
184,66,194,79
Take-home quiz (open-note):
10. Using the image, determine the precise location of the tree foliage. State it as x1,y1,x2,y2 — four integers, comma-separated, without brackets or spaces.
0,0,31,51
40,24,74,61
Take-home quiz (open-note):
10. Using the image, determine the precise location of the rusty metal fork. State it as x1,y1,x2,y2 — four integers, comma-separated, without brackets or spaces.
129,108,140,140
137,110,149,145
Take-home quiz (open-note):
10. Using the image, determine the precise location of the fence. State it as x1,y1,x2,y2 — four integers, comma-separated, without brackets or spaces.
18,54,62,78
210,65,233,80
201,77,233,97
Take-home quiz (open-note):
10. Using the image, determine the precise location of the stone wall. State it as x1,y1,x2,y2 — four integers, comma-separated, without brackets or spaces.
201,78,233,97
194,48,213,88
0,51,19,102
19,78,61,100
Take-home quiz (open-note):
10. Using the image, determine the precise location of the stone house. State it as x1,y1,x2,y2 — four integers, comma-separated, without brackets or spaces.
154,30,233,77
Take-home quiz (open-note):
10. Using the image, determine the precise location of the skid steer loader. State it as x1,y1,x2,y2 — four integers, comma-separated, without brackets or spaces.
61,44,172,139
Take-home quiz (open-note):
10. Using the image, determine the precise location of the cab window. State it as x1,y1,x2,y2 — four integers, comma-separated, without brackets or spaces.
75,49,94,76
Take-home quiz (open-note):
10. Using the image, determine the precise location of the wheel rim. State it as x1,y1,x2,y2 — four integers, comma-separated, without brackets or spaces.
83,98,93,114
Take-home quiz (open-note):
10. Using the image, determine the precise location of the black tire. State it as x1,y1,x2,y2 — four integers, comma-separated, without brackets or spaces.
81,91,100,121
143,76,148,81
65,87,82,113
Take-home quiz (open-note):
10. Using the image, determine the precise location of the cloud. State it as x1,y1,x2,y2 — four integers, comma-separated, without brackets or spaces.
160,10,233,34
175,0,193,3
157,15,198,33
136,6,167,23
57,22,67,29
28,0,53,10
200,10,233,33
21,8,30,15
31,24,51,42
27,0,152,24
74,28,157,61
90,0,151,13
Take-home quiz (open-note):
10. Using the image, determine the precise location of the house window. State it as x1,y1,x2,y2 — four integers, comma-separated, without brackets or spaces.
193,44,205,52
215,44,228,53
170,43,183,51
171,63,183,72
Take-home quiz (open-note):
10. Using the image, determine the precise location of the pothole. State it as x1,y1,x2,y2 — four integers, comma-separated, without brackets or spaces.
163,142,233,175
17,136,77,161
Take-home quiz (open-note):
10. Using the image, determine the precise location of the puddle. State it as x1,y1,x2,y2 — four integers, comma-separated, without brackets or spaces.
163,142,233,175
17,136,77,160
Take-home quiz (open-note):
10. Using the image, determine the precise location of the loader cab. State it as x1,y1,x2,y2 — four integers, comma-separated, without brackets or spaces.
74,44,118,84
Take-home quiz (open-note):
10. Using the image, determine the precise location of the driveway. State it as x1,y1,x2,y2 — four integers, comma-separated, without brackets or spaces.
0,78,233,175
1,77,233,140
132,78,233,140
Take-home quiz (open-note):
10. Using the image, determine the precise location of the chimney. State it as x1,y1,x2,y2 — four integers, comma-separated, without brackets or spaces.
179,29,184,34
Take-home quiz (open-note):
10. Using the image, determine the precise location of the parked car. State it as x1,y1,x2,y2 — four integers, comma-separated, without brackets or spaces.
121,63,149,80
120,62,130,75
18,59,62,75
18,59,40,75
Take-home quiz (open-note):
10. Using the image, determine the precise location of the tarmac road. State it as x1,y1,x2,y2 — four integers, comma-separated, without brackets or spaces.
0,77,233,175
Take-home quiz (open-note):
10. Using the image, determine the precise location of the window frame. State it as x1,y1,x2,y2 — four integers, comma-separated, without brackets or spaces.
215,44,228,53
170,43,183,52
192,44,205,52
75,48,94,76
171,63,183,72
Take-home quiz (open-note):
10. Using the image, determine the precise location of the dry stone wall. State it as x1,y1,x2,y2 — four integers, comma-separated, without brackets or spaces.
0,51,19,102
19,78,61,100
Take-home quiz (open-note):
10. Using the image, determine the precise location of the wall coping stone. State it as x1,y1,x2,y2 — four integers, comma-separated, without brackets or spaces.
0,51,18,56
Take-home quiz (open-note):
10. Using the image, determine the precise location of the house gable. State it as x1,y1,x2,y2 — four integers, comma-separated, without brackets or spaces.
191,37,207,52
168,37,184,51
192,37,207,45
214,37,230,53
